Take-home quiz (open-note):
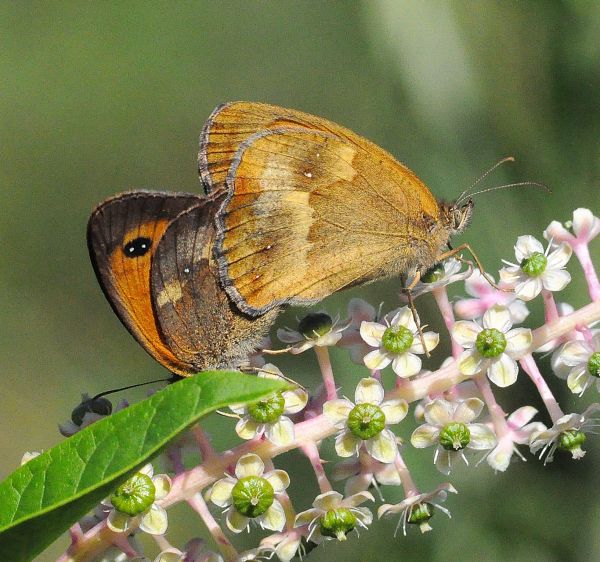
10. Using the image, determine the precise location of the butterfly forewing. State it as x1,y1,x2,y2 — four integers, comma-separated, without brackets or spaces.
215,128,446,316
87,191,201,375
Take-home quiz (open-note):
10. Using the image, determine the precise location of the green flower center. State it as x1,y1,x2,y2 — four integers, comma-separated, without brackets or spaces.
558,430,586,452
247,392,285,423
408,502,434,525
382,325,414,354
587,352,600,378
475,328,507,358
347,403,386,440
298,312,333,338
111,472,155,516
231,475,274,518
520,252,547,277
422,263,445,283
319,507,357,541
439,422,471,451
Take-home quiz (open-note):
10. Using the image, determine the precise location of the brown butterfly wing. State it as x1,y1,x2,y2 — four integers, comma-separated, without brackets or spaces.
215,128,448,316
87,191,201,375
199,101,428,194
151,194,279,371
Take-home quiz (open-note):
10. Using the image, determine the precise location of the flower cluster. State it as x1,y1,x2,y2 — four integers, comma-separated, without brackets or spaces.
52,208,600,561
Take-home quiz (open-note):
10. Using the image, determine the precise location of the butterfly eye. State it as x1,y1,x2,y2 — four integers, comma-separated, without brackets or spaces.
123,237,152,258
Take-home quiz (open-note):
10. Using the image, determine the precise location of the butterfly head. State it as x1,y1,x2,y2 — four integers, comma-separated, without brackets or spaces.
442,199,474,237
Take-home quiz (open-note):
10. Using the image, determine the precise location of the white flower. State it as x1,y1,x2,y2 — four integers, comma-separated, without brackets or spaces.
208,454,289,533
452,305,532,387
155,539,223,562
20,451,41,465
544,208,600,246
230,364,307,446
258,530,303,562
59,393,127,437
360,306,439,378
324,378,408,463
404,258,472,297
338,298,380,364
378,482,457,535
553,333,600,395
530,404,600,464
499,235,572,301
332,456,402,497
454,269,529,323
411,398,496,475
278,312,347,354
104,464,171,535
486,406,545,472
294,490,374,543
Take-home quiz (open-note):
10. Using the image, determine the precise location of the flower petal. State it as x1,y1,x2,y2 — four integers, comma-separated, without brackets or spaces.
365,429,397,463
514,235,544,262
487,354,518,387
313,490,344,511
391,352,422,378
295,508,322,527
342,490,375,508
235,453,264,478
424,399,454,426
209,478,235,507
355,377,384,405
363,348,393,370
335,430,361,457
507,405,538,428
482,305,512,332
505,328,532,358
453,397,484,423
258,363,284,380
359,321,386,347
226,509,249,533
499,266,522,286
139,503,168,535
282,388,308,414
152,474,171,500
348,298,376,325
107,509,132,533
235,417,262,440
265,469,290,493
542,269,571,292
434,448,454,475
389,307,415,331
514,277,543,301
452,321,481,347
567,366,589,394
467,424,497,450
410,331,439,354
265,417,295,446
573,208,600,241
323,398,354,426
277,328,303,344
260,500,286,531
380,399,409,424
560,341,592,366
546,243,572,269
411,424,440,448
457,349,485,376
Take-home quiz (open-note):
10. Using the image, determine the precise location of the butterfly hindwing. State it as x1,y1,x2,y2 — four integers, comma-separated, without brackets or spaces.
87,191,202,375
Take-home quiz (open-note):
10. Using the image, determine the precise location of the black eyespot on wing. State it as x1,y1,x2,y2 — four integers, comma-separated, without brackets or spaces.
123,237,152,258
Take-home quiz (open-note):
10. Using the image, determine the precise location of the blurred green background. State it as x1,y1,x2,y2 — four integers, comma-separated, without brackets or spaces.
2,2,600,561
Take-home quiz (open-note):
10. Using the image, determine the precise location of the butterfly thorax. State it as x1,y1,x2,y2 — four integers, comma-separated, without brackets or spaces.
439,199,474,238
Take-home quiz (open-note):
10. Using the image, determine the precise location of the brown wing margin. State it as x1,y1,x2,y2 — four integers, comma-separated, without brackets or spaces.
87,190,201,375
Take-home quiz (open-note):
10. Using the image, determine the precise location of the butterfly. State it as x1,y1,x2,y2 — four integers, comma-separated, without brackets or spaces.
197,101,474,317
87,190,279,376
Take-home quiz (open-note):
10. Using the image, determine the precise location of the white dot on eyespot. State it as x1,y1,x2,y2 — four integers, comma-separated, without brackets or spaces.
183,267,190,274
266,245,272,250
304,172,312,178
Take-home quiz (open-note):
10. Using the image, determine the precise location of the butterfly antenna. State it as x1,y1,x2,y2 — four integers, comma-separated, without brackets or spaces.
465,181,550,200
457,156,516,205
91,377,172,400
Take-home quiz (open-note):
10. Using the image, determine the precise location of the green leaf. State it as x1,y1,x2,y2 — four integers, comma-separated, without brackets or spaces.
0,370,286,560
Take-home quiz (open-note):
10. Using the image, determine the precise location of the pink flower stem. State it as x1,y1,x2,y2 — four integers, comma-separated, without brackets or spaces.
152,535,173,551
519,353,564,422
432,286,462,358
573,242,600,301
394,451,419,497
314,346,337,401
187,492,239,562
69,523,83,545
541,289,560,324
300,441,333,493
474,373,509,439
192,422,217,462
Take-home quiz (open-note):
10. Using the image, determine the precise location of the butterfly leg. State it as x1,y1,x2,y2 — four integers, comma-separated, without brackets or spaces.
401,272,431,359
